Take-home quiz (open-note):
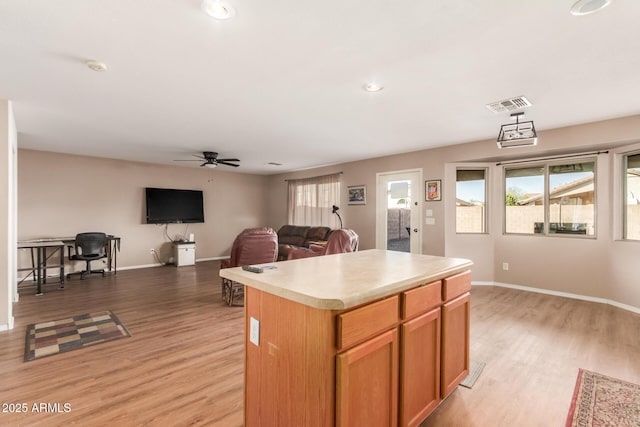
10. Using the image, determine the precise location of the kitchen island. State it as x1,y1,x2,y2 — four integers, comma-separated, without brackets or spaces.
219,249,473,427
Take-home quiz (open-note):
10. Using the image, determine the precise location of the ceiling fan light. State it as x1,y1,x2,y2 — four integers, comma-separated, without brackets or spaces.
204,162,217,168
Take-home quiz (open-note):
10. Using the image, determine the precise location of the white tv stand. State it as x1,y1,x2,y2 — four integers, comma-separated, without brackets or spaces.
173,241,195,267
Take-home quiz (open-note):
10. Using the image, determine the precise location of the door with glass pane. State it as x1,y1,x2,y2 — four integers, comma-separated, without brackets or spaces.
376,170,422,253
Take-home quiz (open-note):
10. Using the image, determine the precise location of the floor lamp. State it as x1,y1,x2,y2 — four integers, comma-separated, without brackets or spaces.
332,205,343,229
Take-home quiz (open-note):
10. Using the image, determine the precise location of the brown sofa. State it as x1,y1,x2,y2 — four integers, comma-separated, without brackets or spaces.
287,229,359,259
276,225,332,260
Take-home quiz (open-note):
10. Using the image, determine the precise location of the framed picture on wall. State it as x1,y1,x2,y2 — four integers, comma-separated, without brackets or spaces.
348,185,366,205
425,179,441,201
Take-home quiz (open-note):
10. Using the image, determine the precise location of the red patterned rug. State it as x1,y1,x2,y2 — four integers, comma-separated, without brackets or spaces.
24,311,131,362
566,369,640,426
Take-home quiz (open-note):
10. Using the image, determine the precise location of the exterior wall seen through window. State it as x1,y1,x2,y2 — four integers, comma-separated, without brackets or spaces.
504,160,596,236
456,169,486,233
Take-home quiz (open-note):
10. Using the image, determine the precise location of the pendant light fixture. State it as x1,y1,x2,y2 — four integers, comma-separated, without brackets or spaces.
497,112,538,148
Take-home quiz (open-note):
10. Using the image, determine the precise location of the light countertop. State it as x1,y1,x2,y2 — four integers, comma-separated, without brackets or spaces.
219,249,473,310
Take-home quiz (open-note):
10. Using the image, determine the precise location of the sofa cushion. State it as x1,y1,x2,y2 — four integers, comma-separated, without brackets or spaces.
304,226,332,246
277,225,310,247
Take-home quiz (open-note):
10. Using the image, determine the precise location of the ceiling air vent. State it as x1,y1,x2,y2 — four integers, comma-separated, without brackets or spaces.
486,96,532,114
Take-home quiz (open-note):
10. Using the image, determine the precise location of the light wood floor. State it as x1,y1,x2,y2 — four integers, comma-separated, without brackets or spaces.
421,285,640,427
1,261,244,426
1,261,639,426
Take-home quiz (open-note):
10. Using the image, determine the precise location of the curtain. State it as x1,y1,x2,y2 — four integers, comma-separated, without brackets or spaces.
287,173,341,227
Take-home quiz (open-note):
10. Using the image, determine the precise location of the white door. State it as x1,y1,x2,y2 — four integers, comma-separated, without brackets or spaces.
376,169,422,253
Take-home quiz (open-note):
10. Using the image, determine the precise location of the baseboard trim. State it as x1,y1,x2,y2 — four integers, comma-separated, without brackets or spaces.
0,316,14,332
472,281,640,315
16,257,230,280
117,263,164,271
196,256,229,262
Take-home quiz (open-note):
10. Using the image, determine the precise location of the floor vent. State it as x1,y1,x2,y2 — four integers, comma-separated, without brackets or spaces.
486,96,532,114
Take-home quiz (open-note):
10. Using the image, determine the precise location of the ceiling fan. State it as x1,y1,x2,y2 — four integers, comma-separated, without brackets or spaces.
174,151,240,168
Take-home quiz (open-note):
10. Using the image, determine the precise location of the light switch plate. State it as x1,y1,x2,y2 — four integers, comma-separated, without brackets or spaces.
426,217,436,225
426,209,433,217
249,316,260,346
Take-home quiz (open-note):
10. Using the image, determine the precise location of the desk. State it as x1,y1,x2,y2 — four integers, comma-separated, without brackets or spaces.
17,241,65,295
17,235,121,294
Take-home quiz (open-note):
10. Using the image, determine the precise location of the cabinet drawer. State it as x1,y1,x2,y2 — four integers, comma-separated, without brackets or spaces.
401,281,442,320
337,296,399,351
442,271,471,302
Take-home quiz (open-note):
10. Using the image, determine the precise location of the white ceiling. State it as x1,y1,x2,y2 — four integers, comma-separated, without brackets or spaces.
1,1,639,174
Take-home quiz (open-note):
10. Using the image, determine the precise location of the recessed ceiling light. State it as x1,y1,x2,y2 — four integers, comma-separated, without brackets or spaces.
364,83,384,92
570,0,612,16
86,60,107,72
201,0,236,20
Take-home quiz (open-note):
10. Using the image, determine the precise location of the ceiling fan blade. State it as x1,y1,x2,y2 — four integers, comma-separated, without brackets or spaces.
192,154,206,160
218,161,240,167
217,158,240,162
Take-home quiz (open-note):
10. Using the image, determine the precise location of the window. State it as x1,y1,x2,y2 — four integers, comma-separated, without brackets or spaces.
287,173,341,227
456,169,486,233
505,166,544,234
504,159,596,236
624,153,640,240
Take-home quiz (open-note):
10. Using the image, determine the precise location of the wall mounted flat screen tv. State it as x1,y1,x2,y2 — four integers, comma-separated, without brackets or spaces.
145,187,205,224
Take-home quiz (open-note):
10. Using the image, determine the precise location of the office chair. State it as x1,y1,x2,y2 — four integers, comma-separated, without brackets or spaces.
67,232,108,280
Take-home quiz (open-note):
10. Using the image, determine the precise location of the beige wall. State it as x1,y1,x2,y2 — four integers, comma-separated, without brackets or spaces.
1,101,17,330
0,102,7,329
17,150,271,270
267,115,640,309
266,151,448,254
11,115,640,312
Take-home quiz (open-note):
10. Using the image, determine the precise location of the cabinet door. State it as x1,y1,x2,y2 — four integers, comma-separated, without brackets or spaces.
399,307,441,427
336,328,399,427
441,292,470,398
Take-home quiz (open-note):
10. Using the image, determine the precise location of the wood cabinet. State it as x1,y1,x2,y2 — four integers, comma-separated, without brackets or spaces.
441,271,471,399
399,307,441,427
336,328,399,427
441,292,470,397
236,254,472,427
397,280,442,427
335,273,471,427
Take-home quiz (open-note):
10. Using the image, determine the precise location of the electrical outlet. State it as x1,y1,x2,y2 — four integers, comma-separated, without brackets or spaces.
250,317,260,346
502,262,509,271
